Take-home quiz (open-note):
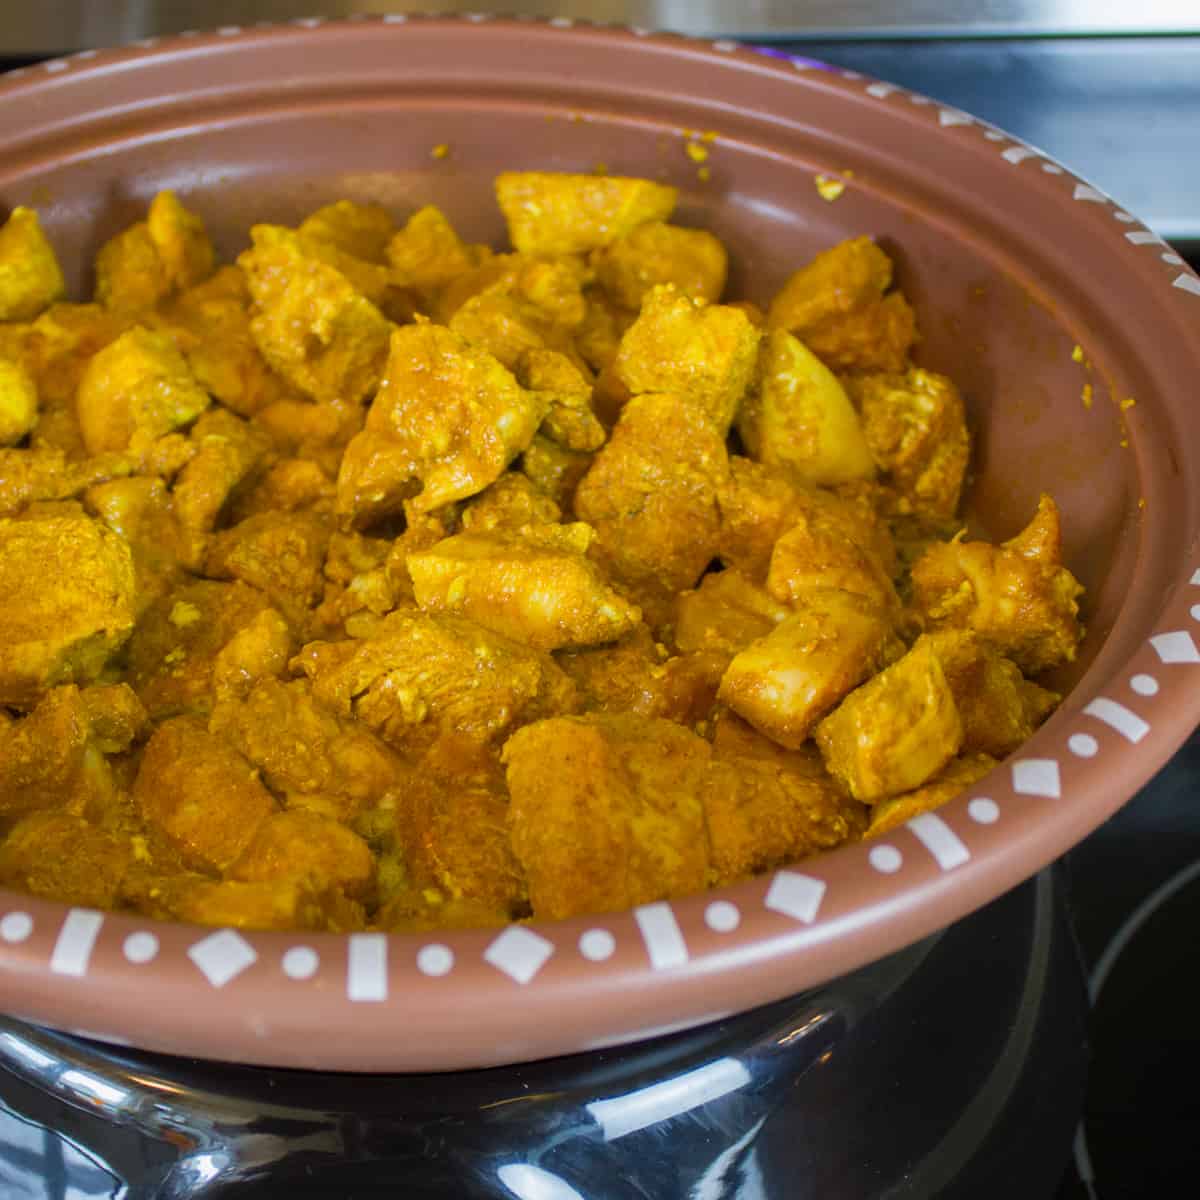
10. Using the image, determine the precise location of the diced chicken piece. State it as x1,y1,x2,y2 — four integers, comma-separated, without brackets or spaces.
0,356,37,446
848,367,969,519
386,205,489,302
591,220,728,310
574,285,637,373
145,191,215,294
461,470,561,533
252,396,362,481
514,347,606,452
737,329,875,485
76,326,210,456
0,516,135,707
126,579,276,718
299,199,396,263
230,809,376,903
674,568,790,660
22,304,132,421
336,323,547,527
574,393,730,598
243,221,393,308
133,716,276,874
495,171,678,256
172,408,274,533
0,207,66,321
910,494,1084,674
766,235,916,373
204,511,330,626
164,877,363,932
238,225,393,405
78,683,150,754
815,638,964,802
0,812,132,909
292,609,578,753
613,285,760,434
503,713,710,919
212,677,406,822
210,608,294,706
229,457,334,521
0,447,133,517
867,753,997,838
519,434,593,511
718,589,897,749
407,525,641,651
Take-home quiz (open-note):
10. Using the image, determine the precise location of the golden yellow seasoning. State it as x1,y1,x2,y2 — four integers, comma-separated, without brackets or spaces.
815,174,846,202
685,141,709,164
431,143,450,160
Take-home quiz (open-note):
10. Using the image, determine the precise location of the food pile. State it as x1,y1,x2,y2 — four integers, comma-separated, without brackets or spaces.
0,172,1084,931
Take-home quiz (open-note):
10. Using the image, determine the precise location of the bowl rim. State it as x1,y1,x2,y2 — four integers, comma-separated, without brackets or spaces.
2,13,1200,1073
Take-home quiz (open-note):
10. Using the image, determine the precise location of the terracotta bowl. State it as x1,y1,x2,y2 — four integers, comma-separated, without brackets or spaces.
1,17,1198,1073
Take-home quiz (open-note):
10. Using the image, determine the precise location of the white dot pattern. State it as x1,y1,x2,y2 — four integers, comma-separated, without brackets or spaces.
417,944,455,977
282,946,319,980
123,932,159,964
1131,674,1160,696
0,912,33,943
705,901,741,933
968,798,1000,825
869,845,903,874
1069,733,1099,758
579,929,616,961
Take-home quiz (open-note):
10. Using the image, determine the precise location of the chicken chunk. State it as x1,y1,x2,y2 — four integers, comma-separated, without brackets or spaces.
0,356,37,446
514,347,606,452
145,191,215,294
21,302,131,412
503,713,710,919
574,285,637,373
495,171,678,256
336,322,547,528
158,877,362,932
172,408,274,533
0,812,132,909
0,516,135,707
674,568,790,661
849,367,969,519
591,220,728,310
134,716,276,874
612,285,760,434
910,494,1084,674
75,325,210,457
815,638,964,802
574,393,730,598
407,525,641,651
718,589,897,749
519,435,593,511
299,199,396,263
737,328,875,485
866,753,997,838
0,207,66,321
385,205,486,300
210,608,294,706
460,470,561,533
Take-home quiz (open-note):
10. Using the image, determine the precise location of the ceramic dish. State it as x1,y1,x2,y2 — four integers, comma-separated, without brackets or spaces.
1,16,1198,1072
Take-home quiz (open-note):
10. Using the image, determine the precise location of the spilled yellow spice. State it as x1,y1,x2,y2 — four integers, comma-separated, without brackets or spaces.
686,142,709,164
431,143,450,160
815,174,846,202
1120,396,1137,411
1081,383,1094,409
701,130,719,143
697,166,711,182
1071,344,1084,363
1139,497,1147,510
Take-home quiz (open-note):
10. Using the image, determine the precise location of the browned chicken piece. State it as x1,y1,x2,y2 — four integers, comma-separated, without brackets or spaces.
0,516,135,707
126,579,276,719
921,630,1059,757
243,222,393,310
212,677,406,823
766,235,916,373
519,434,593,511
495,171,678,256
172,408,274,533
0,812,133,909
205,511,331,626
0,356,37,446
910,494,1084,674
252,396,362,483
238,225,393,406
78,683,150,754
591,220,728,310
815,637,964,802
293,609,578,754
407,524,641,651
230,809,377,903
718,589,898,749
848,367,970,520
612,285,761,435
737,328,875,485
336,322,547,527
460,470,562,533
299,200,396,264
229,457,334,520
514,347,606,452
386,205,490,304
866,753,997,837
164,877,363,932
674,567,790,661
0,207,66,321
134,715,276,874
574,285,637,373
575,393,730,599
75,325,210,457
210,608,294,706
503,713,710,919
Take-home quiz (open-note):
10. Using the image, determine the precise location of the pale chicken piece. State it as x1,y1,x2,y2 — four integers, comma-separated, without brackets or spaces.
460,470,561,533
766,235,916,373
503,713,710,920
22,302,131,411
519,434,593,511
298,200,396,263
514,347,606,452
674,567,790,661
77,683,150,754
229,457,334,521
0,448,128,518
0,356,37,446
238,225,393,406
210,608,294,706
407,525,641,651
910,494,1084,674
172,408,273,533
335,323,547,528
866,753,997,838
737,328,875,485
815,637,964,802
848,367,970,520
160,876,363,932
591,220,728,310
386,205,490,303
292,609,578,753
133,716,277,874
718,589,897,749
0,812,132,910
0,207,66,321
0,516,135,707
253,396,362,483
145,191,216,295
76,325,210,458
613,285,761,435
230,809,376,903
574,393,730,598
495,171,678,256
574,285,636,373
